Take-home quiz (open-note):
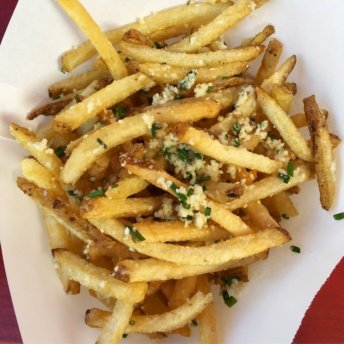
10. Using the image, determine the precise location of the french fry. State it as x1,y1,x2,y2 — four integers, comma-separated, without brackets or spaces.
53,73,155,132
131,221,230,243
261,55,297,93
125,164,252,236
206,86,241,109
138,62,249,85
119,41,264,68
20,157,66,199
271,84,293,114
27,97,74,120
270,191,299,218
91,218,290,266
49,69,112,97
256,38,283,85
61,3,228,71
81,197,163,220
169,277,198,309
225,165,311,211
113,255,260,283
173,123,281,174
61,98,221,184
304,95,336,210
86,291,212,333
243,24,275,47
57,0,127,79
10,124,62,176
256,87,312,161
96,300,134,344
244,201,279,229
197,275,217,344
290,113,307,128
53,249,148,303
105,176,148,199
168,0,266,53
330,133,341,149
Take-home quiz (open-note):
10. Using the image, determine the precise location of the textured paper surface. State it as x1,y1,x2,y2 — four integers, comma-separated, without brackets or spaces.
0,1,343,343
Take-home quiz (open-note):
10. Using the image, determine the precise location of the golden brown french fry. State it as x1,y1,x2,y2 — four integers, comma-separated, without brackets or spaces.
91,218,289,266
304,95,336,210
256,87,312,161
256,38,282,85
61,3,228,71
48,69,111,97
54,249,147,303
113,255,260,283
125,164,252,236
105,176,148,199
10,124,62,176
197,275,217,344
271,84,293,113
53,73,155,132
270,191,299,218
81,197,163,220
86,291,212,333
119,41,264,67
261,55,296,93
206,86,241,109
57,0,127,79
61,98,221,184
290,113,307,128
225,164,311,211
138,62,249,84
243,24,275,47
173,123,281,174
169,276,198,309
330,133,341,149
96,300,134,344
132,221,230,243
21,157,66,199
168,0,266,53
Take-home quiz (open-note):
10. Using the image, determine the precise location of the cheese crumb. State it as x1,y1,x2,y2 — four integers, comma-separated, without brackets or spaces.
152,85,179,105
142,113,154,130
194,83,213,98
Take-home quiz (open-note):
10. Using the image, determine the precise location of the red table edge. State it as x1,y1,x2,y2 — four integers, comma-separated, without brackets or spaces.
0,1,343,343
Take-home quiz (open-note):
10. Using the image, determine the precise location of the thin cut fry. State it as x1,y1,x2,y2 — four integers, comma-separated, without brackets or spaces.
261,55,296,93
243,24,275,47
225,164,311,211
61,98,221,184
105,176,148,199
271,84,293,113
138,62,249,85
57,0,127,79
10,124,62,176
91,218,290,266
61,3,228,71
81,197,163,220
270,191,299,218
244,201,279,228
113,255,260,282
86,291,212,333
304,95,336,210
256,87,312,161
173,123,281,174
54,249,147,303
256,38,283,84
168,0,266,53
96,300,134,344
53,73,155,132
119,41,264,68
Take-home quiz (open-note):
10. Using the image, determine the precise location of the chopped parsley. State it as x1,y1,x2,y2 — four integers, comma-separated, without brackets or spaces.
187,188,195,196
88,188,105,198
290,245,301,253
232,121,242,137
222,290,237,308
150,123,162,138
206,85,213,93
67,190,83,201
126,225,145,242
54,146,65,158
110,183,118,189
204,207,212,217
195,175,210,184
129,320,136,326
221,76,229,80
60,67,66,74
96,138,108,149
278,171,290,184
232,138,240,147
112,103,127,119
169,182,187,202
282,213,290,220
333,212,344,220
287,161,295,177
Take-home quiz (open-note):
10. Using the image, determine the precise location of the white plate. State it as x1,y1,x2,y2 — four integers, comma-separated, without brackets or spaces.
0,1,343,343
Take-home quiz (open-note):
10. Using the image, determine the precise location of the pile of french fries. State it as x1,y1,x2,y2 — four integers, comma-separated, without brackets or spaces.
11,0,340,343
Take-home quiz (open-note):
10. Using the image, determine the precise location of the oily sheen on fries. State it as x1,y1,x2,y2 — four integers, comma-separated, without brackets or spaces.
11,0,341,342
